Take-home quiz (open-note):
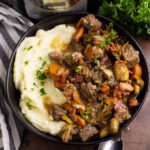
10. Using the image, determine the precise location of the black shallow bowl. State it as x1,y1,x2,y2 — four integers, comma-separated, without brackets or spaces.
6,12,149,145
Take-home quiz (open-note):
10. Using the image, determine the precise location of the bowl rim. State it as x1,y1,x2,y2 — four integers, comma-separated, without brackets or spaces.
6,12,149,145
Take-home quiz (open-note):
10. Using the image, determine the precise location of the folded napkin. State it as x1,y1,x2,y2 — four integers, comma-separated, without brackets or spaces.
0,3,33,150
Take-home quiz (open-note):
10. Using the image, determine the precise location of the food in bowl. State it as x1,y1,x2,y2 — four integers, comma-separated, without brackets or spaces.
13,14,144,143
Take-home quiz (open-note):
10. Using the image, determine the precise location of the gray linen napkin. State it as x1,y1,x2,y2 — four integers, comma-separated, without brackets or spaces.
0,3,33,150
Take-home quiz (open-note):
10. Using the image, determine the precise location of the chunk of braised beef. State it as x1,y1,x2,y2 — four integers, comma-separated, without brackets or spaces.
49,51,62,64
71,52,83,62
82,33,92,45
79,124,98,142
74,75,84,84
80,82,97,99
84,77,92,83
67,39,84,52
92,35,105,45
63,52,72,65
82,14,102,30
63,82,76,100
84,46,104,61
91,71,104,82
88,28,101,36
51,104,67,121
121,44,140,68
100,55,111,69
114,104,131,123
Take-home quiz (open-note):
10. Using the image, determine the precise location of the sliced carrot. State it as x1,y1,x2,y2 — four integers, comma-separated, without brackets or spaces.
113,98,119,104
79,57,83,65
128,99,138,107
132,64,142,77
61,70,69,83
54,80,64,89
101,83,110,93
73,26,84,42
113,86,122,99
49,63,63,81
63,102,73,113
104,98,113,105
73,90,81,104
104,97,118,105
76,17,83,29
77,115,86,127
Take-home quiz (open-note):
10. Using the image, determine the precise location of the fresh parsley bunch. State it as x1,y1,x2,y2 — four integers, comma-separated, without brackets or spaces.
98,0,150,36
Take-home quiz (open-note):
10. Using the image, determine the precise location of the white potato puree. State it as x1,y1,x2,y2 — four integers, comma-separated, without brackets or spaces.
13,25,76,135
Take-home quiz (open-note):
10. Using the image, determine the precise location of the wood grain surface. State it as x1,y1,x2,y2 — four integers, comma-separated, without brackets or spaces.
19,37,150,150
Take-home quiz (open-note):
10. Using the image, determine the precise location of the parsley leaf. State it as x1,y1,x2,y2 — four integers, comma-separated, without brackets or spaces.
26,98,33,110
66,55,71,60
40,81,45,86
109,22,114,28
40,60,47,69
24,60,29,65
38,56,43,60
95,80,101,84
94,92,97,96
31,88,34,91
113,53,121,57
80,111,88,119
99,0,150,36
24,45,33,51
104,96,109,100
100,100,104,106
27,45,33,51
33,82,37,87
40,88,47,96
36,70,47,81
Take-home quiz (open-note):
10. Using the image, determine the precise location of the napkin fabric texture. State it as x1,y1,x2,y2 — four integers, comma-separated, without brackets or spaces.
0,3,33,150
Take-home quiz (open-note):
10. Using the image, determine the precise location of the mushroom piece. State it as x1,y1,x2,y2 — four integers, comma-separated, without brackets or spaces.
114,61,129,81
59,124,73,143
103,69,115,80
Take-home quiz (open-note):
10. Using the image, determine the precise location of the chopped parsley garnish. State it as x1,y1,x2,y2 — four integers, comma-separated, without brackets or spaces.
40,88,47,96
26,98,33,110
66,55,71,60
95,80,101,84
94,60,98,65
102,28,118,46
38,56,43,60
108,22,113,28
40,81,45,86
113,53,121,57
100,44,107,49
31,88,34,91
75,69,81,73
36,70,47,81
24,60,29,65
94,92,97,96
24,88,27,90
33,82,37,87
24,47,27,51
75,66,82,73
100,100,104,106
103,32,108,37
24,45,33,51
27,45,33,51
104,96,109,100
70,61,74,66
80,111,88,119
40,60,47,69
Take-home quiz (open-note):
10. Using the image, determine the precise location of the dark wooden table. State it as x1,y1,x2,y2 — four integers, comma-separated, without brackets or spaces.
20,37,150,150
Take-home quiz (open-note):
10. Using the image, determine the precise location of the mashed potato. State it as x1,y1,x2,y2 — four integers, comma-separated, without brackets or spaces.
13,25,76,135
